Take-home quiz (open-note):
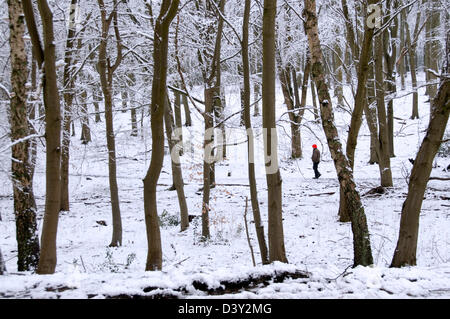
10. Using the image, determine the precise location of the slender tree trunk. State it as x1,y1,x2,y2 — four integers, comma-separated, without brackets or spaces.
173,87,183,154
93,86,102,123
8,0,40,271
143,0,179,271
121,90,128,113
426,3,440,101
243,0,269,265
263,0,288,263
367,64,379,164
182,93,192,126
23,0,63,274
374,32,393,187
383,0,398,158
80,89,92,144
278,64,301,159
339,0,377,222
391,39,449,267
60,0,79,211
164,92,189,232
310,79,319,121
399,7,406,90
202,88,214,239
304,0,373,267
405,10,420,119
97,0,123,247
0,248,5,274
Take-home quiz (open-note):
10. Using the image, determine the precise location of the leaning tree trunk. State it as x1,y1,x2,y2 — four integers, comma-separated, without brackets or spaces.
143,0,179,271
391,36,449,267
8,0,40,271
263,0,288,263
339,0,377,222
243,0,269,265
304,0,373,267
164,92,189,232
23,0,63,274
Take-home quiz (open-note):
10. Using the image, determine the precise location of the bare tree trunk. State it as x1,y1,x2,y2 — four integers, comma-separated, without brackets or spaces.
374,31,393,187
426,2,440,101
23,0,63,274
333,43,344,107
383,0,398,158
405,9,420,119
0,248,5,274
243,0,269,265
263,0,288,263
97,0,123,247
121,90,128,113
173,87,183,154
339,0,377,222
8,0,40,271
310,79,319,121
304,0,373,267
367,65,379,165
182,93,192,127
93,86,102,123
164,93,189,232
60,0,79,211
202,88,214,239
391,38,449,267
80,89,92,144
398,7,406,90
143,0,179,271
278,63,301,159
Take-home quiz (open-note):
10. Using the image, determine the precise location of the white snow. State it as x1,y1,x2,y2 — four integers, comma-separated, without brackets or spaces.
0,74,449,299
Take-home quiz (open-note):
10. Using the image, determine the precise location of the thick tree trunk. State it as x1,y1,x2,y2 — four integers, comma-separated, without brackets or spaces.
243,0,269,265
164,93,189,232
143,0,179,271
263,0,288,263
304,0,373,267
391,41,449,267
8,0,40,271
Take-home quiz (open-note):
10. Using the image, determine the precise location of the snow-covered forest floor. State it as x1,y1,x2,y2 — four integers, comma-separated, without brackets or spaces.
0,76,449,299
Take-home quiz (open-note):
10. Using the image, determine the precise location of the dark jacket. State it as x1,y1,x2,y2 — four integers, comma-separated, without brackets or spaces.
312,148,320,163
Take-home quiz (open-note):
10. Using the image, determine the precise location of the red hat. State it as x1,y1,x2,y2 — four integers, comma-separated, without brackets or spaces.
312,144,317,148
